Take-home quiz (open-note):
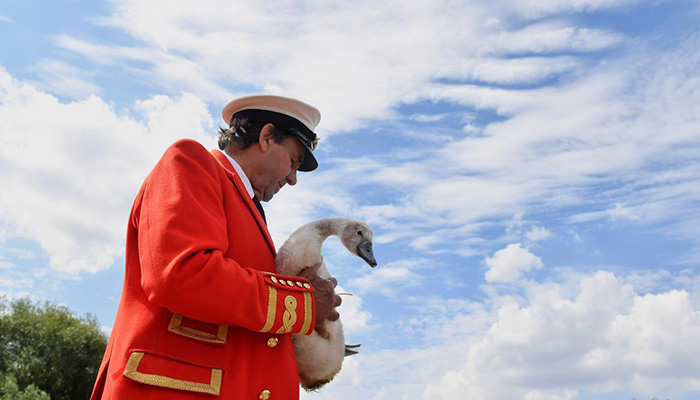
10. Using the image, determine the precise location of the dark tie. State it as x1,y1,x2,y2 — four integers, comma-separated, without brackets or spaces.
252,196,267,224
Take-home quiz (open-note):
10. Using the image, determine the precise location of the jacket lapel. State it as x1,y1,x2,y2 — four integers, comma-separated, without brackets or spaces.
210,150,276,256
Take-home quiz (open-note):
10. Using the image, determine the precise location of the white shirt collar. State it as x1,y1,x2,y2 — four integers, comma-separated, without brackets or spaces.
221,150,255,199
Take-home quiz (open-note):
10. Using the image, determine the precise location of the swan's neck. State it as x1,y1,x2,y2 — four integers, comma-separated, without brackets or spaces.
314,218,350,241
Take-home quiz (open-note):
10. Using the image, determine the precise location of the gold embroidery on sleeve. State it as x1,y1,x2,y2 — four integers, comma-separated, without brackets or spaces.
260,285,278,332
123,352,222,395
275,296,298,334
300,292,313,335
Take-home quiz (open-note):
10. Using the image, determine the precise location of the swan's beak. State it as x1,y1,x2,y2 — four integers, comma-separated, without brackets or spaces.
357,239,377,267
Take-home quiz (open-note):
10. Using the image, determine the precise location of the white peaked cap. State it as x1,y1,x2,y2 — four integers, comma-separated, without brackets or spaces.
221,94,322,171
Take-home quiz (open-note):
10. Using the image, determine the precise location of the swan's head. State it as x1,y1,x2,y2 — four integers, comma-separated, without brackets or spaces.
340,220,377,267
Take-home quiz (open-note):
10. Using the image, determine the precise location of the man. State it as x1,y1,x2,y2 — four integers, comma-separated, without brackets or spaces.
90,95,342,400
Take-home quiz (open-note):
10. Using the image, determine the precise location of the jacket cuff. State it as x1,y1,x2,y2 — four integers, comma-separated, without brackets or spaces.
259,273,316,335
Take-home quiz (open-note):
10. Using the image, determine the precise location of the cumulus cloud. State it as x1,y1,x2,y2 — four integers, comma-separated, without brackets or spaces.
0,67,215,274
424,271,700,399
484,243,544,283
335,285,373,335
300,268,700,400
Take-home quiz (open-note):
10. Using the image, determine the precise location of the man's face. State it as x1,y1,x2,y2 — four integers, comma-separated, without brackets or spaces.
252,135,306,202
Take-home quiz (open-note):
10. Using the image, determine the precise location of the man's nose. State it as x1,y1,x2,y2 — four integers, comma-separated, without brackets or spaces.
286,169,298,186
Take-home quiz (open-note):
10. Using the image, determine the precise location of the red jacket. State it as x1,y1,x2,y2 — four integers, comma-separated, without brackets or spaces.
91,139,315,400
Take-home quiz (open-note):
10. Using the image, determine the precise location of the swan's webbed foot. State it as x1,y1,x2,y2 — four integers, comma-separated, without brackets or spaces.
345,344,361,356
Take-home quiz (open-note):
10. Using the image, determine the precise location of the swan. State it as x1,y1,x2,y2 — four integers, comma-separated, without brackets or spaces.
276,217,377,390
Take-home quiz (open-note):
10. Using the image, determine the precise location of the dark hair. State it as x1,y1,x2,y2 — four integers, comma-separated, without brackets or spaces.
218,117,291,150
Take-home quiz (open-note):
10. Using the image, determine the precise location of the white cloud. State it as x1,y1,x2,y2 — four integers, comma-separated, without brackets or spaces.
503,0,657,19
339,31,700,260
348,259,425,297
55,0,629,135
408,113,449,123
606,202,641,221
300,269,700,399
335,285,373,335
0,67,215,274
52,34,232,103
0,15,13,23
1,1,697,398
568,228,583,243
8,0,695,273
301,298,490,400
73,0,448,130
100,324,113,336
0,258,14,270
266,185,356,249
28,59,102,100
484,25,624,56
484,243,544,283
2,247,36,259
526,226,552,242
54,34,150,66
436,56,579,85
622,269,700,305
0,271,34,289
423,271,700,399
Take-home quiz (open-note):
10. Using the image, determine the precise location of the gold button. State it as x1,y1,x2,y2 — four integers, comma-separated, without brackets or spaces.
267,337,278,348
271,276,278,284
259,390,271,400
303,283,311,289
296,282,303,288
286,280,294,286
278,279,286,286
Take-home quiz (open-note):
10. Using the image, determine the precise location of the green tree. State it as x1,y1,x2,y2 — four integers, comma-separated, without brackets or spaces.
0,297,108,400
0,372,50,400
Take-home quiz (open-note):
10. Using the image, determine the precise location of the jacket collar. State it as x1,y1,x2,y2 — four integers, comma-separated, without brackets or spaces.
210,149,276,256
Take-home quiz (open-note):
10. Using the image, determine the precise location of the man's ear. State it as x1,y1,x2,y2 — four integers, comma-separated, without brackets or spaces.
258,123,276,152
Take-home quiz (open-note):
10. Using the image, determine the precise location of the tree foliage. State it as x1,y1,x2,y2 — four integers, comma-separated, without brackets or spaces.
0,372,50,400
0,297,108,400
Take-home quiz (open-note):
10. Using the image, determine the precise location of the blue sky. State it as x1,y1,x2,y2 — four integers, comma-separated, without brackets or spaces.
1,0,700,399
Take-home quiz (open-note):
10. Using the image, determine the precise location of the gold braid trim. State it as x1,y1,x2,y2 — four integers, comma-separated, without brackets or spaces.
168,314,228,344
260,285,277,332
275,296,298,334
300,292,313,335
123,352,222,395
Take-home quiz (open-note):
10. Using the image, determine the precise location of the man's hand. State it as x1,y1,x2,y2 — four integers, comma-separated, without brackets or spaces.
299,261,342,339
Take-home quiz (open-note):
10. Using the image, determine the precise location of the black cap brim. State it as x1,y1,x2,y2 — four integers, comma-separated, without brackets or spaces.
289,129,318,172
